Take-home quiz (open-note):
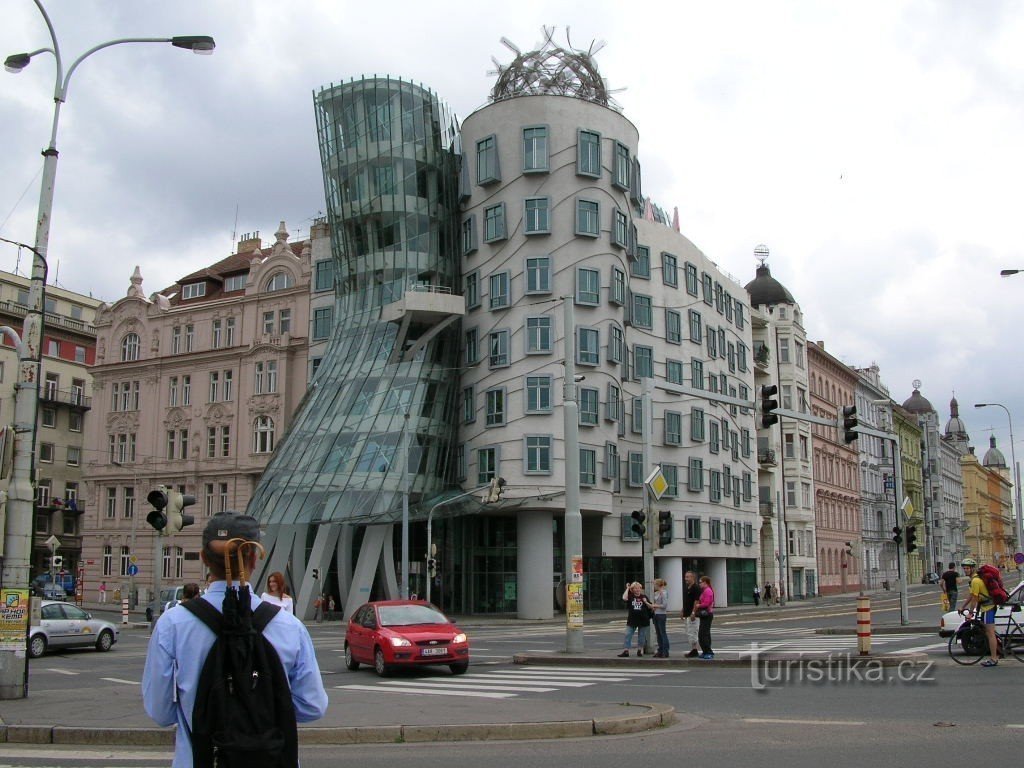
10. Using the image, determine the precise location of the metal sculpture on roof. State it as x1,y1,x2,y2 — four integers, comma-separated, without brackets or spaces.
489,26,622,110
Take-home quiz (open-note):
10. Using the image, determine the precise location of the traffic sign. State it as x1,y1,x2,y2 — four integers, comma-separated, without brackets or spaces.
129,555,137,564
127,564,139,576
645,467,668,500
1015,552,1024,566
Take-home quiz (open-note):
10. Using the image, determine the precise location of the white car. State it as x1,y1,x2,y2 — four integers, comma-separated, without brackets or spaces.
938,581,1024,637
29,600,119,658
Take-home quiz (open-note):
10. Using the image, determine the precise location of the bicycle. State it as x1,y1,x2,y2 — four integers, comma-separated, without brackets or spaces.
947,603,1024,665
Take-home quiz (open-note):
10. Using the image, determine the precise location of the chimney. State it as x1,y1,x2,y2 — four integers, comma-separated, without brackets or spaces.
237,231,261,254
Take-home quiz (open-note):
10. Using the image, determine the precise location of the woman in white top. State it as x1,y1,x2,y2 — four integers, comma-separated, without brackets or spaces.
260,571,294,614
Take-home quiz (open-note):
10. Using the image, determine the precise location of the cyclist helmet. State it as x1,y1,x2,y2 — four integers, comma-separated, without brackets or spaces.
960,557,977,567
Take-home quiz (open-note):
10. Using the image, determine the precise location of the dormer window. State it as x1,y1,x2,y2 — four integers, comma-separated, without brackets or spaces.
224,274,247,292
182,282,206,300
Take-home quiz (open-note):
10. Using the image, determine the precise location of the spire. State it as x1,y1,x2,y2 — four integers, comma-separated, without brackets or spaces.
127,266,145,298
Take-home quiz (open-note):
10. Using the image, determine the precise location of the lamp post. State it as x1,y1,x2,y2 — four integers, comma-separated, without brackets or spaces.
974,402,1023,575
2,0,214,700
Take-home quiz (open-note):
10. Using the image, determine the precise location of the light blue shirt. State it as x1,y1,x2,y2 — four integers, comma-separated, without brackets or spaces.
142,582,328,767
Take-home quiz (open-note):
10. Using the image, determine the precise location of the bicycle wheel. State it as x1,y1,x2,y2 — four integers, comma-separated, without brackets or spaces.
948,621,986,665
1002,625,1024,663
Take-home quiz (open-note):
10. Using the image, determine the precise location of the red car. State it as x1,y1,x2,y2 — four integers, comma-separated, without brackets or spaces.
344,600,470,677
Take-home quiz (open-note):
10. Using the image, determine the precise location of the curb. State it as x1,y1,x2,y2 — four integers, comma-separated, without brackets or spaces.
513,653,931,669
0,703,675,747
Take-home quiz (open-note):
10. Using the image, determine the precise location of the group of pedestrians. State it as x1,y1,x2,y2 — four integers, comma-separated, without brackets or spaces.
755,581,781,606
619,571,716,659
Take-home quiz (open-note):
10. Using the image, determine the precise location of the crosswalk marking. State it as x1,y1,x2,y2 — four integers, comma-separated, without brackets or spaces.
100,677,140,685
44,668,78,675
379,680,558,693
337,683,515,699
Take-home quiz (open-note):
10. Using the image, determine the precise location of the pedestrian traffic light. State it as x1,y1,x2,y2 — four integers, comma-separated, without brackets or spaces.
905,525,918,554
841,404,859,444
631,510,646,538
657,510,673,548
892,526,902,545
760,384,779,428
311,568,321,580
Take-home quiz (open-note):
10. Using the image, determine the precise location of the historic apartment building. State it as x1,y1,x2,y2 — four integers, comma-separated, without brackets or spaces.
0,271,102,580
960,438,1014,567
80,223,317,603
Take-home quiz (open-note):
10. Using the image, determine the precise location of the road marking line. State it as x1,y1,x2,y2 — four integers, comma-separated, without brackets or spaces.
515,665,684,674
742,718,866,726
1006,724,1024,729
889,642,947,654
458,675,594,687
336,684,514,699
379,680,557,693
100,677,140,685
522,649,555,652
44,668,78,675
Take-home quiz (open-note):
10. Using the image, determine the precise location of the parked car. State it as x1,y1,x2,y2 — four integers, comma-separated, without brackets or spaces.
145,585,202,621
29,600,119,658
32,573,75,593
939,581,1024,637
344,600,469,677
37,584,67,601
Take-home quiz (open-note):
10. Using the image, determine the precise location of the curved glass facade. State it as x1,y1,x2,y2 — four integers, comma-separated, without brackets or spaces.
246,77,462,527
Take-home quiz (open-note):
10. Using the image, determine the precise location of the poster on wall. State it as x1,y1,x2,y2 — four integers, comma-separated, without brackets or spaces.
0,589,30,655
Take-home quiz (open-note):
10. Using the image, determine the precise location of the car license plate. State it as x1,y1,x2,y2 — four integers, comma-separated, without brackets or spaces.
422,647,448,657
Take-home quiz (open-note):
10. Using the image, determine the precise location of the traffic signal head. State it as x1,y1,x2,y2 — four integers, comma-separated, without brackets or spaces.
845,541,854,557
51,555,63,569
427,557,437,577
146,485,169,531
842,405,859,444
165,490,196,534
892,526,903,545
905,525,918,553
311,568,321,580
760,384,779,428
631,510,647,538
485,476,507,503
657,510,673,548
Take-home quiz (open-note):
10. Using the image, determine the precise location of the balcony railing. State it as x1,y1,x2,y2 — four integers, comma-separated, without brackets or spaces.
759,502,774,517
0,300,96,335
39,387,91,410
758,449,777,466
754,342,770,368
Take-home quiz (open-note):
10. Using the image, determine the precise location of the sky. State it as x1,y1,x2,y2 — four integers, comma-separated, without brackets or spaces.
2,0,1023,459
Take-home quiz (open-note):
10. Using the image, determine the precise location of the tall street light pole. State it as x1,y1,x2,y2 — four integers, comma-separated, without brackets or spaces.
561,297,583,653
1,0,214,700
974,403,1023,575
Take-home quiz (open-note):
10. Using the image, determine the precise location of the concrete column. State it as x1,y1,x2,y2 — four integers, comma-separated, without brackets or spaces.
517,511,554,619
657,556,683,612
707,559,729,608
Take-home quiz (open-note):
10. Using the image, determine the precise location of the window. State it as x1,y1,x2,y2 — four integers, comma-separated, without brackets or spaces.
261,310,275,335
185,324,194,352
477,446,499,484
633,345,653,379
579,387,599,426
103,545,113,576
209,371,220,402
580,448,597,486
208,427,217,459
313,307,333,339
666,358,683,384
123,487,135,519
224,274,247,292
710,470,722,502
489,272,510,309
265,272,294,292
121,333,140,362
632,294,653,329
74,345,86,363
702,272,714,305
691,407,706,441
631,245,651,278
661,252,678,287
608,324,624,364
225,317,236,346
524,435,553,474
465,271,480,309
685,263,699,296
212,319,224,348
576,199,600,237
106,488,117,519
525,316,553,353
689,310,703,343
611,267,626,305
69,411,82,432
182,282,206,300
488,330,509,368
253,416,276,453
476,135,500,184
606,384,621,421
255,360,278,394
459,385,476,424
483,203,507,242
39,443,54,463
604,442,619,480
279,308,291,335
689,457,704,491
525,256,551,294
524,197,550,234
612,209,628,248
219,483,229,512
577,130,601,176
709,421,720,454
223,370,234,401
577,327,599,366
120,546,131,577
222,425,231,457
462,216,478,255
168,377,178,406
525,376,552,413
485,388,506,426
628,452,644,486
523,126,548,172
779,337,791,363
314,260,334,291
665,411,682,445
45,338,58,357
613,141,631,189
576,268,601,305
465,329,478,365
666,310,682,344
663,464,678,497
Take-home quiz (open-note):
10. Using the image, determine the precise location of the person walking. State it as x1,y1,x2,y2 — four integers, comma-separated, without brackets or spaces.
618,582,654,657
681,571,702,657
261,571,295,615
142,512,327,766
651,578,670,658
959,557,999,667
690,576,715,659
940,562,959,612
763,582,772,606
98,581,107,604
753,584,760,607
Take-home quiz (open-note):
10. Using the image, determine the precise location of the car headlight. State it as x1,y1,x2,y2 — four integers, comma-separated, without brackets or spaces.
389,636,412,647
453,633,467,644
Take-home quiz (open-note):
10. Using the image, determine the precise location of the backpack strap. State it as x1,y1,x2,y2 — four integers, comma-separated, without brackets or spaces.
181,597,222,635
252,601,281,633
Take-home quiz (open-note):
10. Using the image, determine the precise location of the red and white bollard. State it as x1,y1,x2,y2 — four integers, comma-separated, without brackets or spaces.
857,594,871,655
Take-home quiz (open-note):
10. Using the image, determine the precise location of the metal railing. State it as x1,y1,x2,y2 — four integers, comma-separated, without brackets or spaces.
0,300,96,335
39,387,91,409
757,449,777,465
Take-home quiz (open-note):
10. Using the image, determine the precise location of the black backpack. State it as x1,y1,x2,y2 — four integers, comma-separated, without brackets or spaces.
181,587,298,768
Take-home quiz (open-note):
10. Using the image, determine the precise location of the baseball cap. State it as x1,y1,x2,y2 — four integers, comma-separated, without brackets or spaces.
960,557,977,567
202,512,261,550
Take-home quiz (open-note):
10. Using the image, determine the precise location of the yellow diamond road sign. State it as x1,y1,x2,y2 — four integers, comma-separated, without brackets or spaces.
645,467,668,500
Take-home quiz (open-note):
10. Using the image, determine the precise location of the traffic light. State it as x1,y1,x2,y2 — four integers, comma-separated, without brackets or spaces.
630,510,646,538
892,526,903,546
146,485,196,534
760,385,779,428
51,556,63,569
311,568,321,580
905,526,918,553
841,405,859,444
146,486,170,531
657,510,673,548
485,476,507,503
844,541,854,557
427,558,437,578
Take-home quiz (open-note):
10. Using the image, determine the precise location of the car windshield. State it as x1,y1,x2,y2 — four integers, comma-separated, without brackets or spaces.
377,605,449,627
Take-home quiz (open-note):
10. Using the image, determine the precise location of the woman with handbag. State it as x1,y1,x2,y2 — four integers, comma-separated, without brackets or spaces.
690,576,715,659
618,582,655,657
651,578,670,658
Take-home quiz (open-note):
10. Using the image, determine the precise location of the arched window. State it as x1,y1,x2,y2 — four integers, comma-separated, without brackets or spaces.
121,333,140,362
253,416,275,453
264,272,294,293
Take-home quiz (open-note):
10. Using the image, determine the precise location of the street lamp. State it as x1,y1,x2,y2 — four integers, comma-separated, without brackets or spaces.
1000,270,1022,277
1,0,214,700
974,403,1023,573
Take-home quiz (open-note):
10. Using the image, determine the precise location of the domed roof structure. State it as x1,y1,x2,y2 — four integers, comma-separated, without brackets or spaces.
944,396,969,440
983,435,1007,468
744,247,794,308
901,385,934,414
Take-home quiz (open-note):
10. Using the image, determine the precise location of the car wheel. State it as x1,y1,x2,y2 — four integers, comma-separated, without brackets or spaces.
449,661,469,675
28,634,46,659
95,630,114,652
145,607,153,622
373,647,391,677
344,643,359,671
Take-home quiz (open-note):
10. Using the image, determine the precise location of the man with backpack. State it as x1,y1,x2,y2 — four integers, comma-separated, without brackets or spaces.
142,512,328,766
959,557,1008,667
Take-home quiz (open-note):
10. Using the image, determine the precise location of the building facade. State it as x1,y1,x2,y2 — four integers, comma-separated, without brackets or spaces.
961,444,1014,567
